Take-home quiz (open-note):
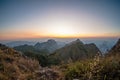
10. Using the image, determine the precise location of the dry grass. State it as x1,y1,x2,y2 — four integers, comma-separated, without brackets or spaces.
0,47,40,80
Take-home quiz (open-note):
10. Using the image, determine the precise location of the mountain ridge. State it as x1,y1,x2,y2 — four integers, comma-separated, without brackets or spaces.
51,39,101,62
107,38,120,56
34,39,61,53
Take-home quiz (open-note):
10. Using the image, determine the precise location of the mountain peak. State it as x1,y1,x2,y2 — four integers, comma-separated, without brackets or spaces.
72,39,83,44
65,39,83,47
76,39,80,42
47,39,56,43
34,39,58,53
52,40,101,62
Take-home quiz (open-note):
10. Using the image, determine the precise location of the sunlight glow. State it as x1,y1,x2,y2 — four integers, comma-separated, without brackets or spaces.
50,25,75,36
0,0,120,40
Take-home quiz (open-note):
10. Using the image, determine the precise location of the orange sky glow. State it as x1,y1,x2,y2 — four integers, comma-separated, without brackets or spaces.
0,0,120,40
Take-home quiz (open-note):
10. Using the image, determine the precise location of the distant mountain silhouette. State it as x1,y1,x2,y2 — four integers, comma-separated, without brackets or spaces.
51,39,101,62
13,39,65,55
6,41,36,47
34,39,59,53
107,38,120,56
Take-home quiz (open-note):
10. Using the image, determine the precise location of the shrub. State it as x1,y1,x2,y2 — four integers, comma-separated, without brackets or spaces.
64,55,120,80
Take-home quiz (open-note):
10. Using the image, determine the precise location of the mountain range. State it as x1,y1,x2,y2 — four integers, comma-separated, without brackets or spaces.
0,38,120,79
12,38,120,63
5,41,36,47
1,38,117,54
13,39,102,63
34,39,59,53
14,39,65,54
50,39,101,62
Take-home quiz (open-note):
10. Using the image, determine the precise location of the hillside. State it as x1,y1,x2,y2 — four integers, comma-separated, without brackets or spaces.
84,43,101,57
34,39,59,53
13,44,60,66
0,44,61,80
14,44,48,54
51,39,101,62
107,38,120,56
62,39,120,80
0,44,40,79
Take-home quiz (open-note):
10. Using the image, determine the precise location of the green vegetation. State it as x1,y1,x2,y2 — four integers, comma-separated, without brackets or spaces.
1,38,120,80
14,44,49,54
61,55,120,80
51,39,101,63
14,44,60,67
13,39,102,67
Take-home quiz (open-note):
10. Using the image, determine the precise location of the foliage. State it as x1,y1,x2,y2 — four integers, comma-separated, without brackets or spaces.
14,44,60,67
14,44,48,54
51,40,101,63
63,55,120,80
0,45,40,80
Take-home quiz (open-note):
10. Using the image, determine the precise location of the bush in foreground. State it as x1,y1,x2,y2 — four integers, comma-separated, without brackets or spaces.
63,55,120,80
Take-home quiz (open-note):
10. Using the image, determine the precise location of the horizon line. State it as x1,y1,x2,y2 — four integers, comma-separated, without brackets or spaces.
0,36,120,41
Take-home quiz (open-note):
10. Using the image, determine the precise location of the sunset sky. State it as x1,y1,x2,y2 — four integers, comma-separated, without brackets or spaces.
0,0,120,40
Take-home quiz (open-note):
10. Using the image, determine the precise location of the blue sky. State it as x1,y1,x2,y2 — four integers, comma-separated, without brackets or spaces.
0,0,120,40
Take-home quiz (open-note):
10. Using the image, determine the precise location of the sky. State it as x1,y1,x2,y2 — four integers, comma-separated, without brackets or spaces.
0,0,120,40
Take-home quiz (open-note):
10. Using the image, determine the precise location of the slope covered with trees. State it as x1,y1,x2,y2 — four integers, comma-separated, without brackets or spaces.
51,39,101,62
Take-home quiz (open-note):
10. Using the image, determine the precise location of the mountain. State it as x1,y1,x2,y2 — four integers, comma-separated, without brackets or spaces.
82,38,118,54
34,39,59,53
5,41,36,47
84,43,101,57
107,38,120,56
56,41,66,48
51,39,101,62
13,44,60,66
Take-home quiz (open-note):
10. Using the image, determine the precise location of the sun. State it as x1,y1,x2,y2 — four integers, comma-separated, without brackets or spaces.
50,24,75,37
56,27,72,35
43,18,77,38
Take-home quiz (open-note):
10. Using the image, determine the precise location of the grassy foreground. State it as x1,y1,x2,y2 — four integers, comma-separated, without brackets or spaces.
59,54,120,80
